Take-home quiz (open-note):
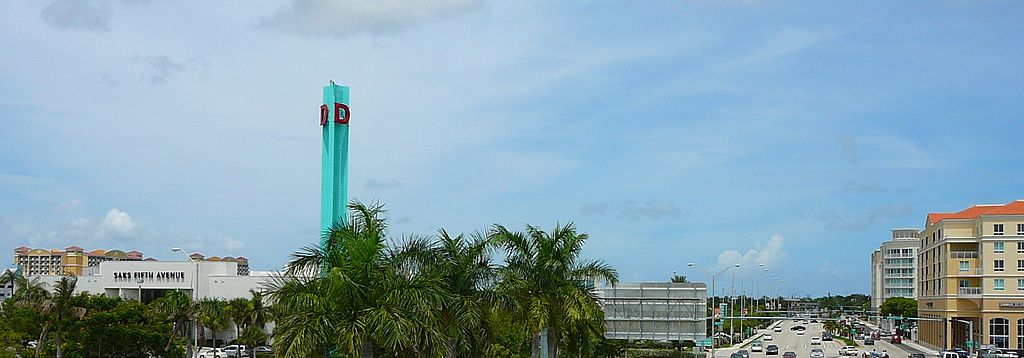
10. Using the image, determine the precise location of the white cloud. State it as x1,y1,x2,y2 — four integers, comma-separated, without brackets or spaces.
99,208,136,238
222,237,245,252
715,234,788,270
258,0,484,37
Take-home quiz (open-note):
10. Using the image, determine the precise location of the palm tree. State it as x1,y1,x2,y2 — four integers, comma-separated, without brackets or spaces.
400,229,500,358
490,223,619,358
153,290,195,355
670,275,688,283
268,201,447,358
225,297,252,343
30,276,86,358
197,298,228,347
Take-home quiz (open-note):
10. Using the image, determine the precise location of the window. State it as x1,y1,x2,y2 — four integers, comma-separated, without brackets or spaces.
1018,279,1024,290
961,261,970,272
995,279,1005,291
1019,319,1024,349
995,224,1005,236
990,318,1009,348
1019,260,1024,271
995,242,1005,253
996,260,1005,272
960,279,969,288
1019,224,1024,236
1018,242,1024,253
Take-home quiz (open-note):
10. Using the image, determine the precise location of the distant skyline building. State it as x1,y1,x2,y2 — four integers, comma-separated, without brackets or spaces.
12,246,249,276
916,200,1024,351
870,228,920,312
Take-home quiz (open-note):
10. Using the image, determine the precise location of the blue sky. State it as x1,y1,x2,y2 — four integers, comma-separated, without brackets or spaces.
2,1,1022,297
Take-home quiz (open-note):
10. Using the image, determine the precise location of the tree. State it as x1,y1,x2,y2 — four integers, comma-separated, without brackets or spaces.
491,223,619,358
236,325,267,355
152,290,195,355
225,297,252,343
670,275,688,283
34,276,86,358
880,297,917,318
196,298,228,347
269,201,447,357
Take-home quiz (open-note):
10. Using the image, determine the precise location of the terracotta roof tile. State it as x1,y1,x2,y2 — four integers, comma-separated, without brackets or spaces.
928,200,1024,225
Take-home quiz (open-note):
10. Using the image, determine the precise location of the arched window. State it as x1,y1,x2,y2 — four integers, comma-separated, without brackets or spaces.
990,318,1009,348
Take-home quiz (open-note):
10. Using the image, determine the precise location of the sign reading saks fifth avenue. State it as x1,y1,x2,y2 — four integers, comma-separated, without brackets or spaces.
999,302,1024,308
113,271,186,282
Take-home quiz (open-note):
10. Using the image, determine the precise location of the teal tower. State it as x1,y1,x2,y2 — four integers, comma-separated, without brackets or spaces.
320,81,351,245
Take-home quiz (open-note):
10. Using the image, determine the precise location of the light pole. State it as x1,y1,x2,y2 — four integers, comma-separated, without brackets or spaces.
136,278,144,302
689,262,739,358
172,248,200,355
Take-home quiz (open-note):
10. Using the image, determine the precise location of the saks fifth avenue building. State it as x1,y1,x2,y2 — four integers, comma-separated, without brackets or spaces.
31,260,274,303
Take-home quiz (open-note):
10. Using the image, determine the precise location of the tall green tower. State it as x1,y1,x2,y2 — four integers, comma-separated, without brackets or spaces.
320,81,350,246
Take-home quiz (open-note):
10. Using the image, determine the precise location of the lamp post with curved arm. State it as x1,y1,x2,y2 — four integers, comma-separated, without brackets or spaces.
689,262,740,358
172,248,199,356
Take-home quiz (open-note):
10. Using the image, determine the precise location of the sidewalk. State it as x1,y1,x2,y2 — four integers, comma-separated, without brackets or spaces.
858,319,940,356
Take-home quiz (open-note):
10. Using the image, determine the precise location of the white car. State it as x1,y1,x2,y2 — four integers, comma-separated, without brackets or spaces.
811,336,821,345
774,327,783,332
222,345,249,358
811,349,825,358
752,342,763,352
796,329,805,336
763,334,773,341
840,346,859,356
195,347,225,358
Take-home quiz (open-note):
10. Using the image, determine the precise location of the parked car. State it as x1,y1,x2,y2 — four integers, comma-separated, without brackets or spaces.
811,337,821,345
979,349,1019,358
811,349,825,358
222,345,249,358
783,351,798,358
766,345,779,355
890,335,902,344
255,346,272,353
195,347,225,358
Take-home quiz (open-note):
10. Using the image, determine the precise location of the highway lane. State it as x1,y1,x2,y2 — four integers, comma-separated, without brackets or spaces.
717,320,846,358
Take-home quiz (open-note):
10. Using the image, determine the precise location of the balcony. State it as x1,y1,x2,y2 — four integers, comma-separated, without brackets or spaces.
958,287,982,297
951,251,979,259
956,268,983,276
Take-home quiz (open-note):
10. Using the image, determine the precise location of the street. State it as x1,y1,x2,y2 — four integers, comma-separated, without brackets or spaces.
715,320,927,358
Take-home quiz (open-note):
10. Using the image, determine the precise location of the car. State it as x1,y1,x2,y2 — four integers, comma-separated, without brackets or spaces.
863,338,874,345
911,354,926,358
732,353,746,358
979,349,1019,358
811,337,821,345
738,349,751,358
752,342,763,352
823,332,833,341
948,348,970,358
775,327,783,332
890,335,902,344
840,346,858,356
764,334,773,341
766,345,780,355
861,350,889,358
939,352,961,358
195,347,225,358
783,351,798,358
791,325,807,331
797,329,805,336
811,349,825,358
222,345,249,358
255,346,272,353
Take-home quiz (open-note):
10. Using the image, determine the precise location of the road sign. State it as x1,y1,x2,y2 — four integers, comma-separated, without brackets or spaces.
701,338,714,347
966,341,975,348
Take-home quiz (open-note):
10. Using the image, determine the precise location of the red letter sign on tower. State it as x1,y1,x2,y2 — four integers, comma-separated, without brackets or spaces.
320,104,330,126
334,102,350,124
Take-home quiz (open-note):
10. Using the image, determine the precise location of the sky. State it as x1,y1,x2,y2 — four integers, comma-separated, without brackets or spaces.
1,0,1023,297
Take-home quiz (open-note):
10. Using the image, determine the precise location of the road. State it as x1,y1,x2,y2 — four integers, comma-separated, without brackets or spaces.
716,320,927,358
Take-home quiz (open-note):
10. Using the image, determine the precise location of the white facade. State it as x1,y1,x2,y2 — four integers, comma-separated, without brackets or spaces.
601,282,708,342
871,228,920,312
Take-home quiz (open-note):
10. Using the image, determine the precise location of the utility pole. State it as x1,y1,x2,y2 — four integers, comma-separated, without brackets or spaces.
731,272,736,342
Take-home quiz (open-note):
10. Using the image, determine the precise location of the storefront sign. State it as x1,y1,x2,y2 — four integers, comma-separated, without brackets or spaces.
998,302,1024,308
113,271,186,282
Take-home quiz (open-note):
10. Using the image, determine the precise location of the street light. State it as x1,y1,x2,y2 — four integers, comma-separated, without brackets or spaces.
172,248,199,355
689,262,739,358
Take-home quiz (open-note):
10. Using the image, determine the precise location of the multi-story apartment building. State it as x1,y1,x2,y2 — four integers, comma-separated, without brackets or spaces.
871,229,920,312
14,246,145,276
917,200,1024,351
0,268,14,300
188,252,250,276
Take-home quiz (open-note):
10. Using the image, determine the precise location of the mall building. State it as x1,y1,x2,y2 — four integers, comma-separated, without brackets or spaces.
917,200,1024,351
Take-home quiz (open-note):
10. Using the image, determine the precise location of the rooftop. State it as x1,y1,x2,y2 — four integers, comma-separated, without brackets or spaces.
927,200,1024,225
